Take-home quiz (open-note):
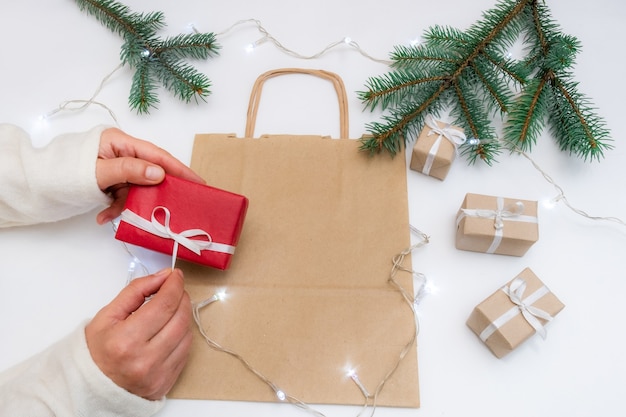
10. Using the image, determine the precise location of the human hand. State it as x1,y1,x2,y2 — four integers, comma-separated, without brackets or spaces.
85,268,192,400
95,127,205,224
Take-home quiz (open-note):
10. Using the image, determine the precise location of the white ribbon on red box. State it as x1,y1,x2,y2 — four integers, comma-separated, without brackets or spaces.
120,206,236,269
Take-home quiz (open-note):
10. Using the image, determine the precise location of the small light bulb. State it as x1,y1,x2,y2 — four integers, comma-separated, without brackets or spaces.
346,368,370,397
410,37,421,47
216,289,227,301
276,390,286,401
467,138,481,146
186,22,199,34
141,49,151,58
343,37,352,44
542,195,562,209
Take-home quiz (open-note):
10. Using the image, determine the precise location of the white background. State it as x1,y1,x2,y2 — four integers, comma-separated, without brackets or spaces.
1,1,625,416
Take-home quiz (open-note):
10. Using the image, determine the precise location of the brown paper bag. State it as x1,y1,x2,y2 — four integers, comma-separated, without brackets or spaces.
169,68,419,408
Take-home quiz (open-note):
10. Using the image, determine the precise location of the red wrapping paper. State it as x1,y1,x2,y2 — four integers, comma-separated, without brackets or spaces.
115,175,248,270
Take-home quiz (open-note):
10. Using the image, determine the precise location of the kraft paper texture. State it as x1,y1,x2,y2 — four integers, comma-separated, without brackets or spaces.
467,267,565,358
409,120,461,180
169,69,419,408
456,193,539,256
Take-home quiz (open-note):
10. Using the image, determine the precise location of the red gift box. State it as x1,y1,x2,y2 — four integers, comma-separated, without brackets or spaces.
115,175,248,270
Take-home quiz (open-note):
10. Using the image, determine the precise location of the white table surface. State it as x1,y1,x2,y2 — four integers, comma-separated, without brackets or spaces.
1,1,625,416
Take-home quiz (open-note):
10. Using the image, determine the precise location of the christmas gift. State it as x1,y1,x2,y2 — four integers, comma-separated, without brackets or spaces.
467,267,565,358
114,174,248,270
169,69,420,408
409,114,466,180
455,192,538,256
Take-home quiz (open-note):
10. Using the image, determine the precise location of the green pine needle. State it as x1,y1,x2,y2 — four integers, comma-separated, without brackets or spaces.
74,0,219,113
129,60,159,114
360,0,612,164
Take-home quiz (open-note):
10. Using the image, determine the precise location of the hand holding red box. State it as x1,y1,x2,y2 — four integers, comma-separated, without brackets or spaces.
115,175,248,270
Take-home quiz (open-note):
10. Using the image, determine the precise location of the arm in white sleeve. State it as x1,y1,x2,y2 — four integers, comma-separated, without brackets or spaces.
0,124,165,415
0,323,164,417
0,123,111,227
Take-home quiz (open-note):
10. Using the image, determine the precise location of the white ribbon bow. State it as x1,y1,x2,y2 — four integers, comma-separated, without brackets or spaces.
120,206,236,269
479,277,554,342
466,199,525,230
457,197,537,253
421,114,467,175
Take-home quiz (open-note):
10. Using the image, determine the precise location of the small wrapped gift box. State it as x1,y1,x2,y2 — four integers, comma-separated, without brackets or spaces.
409,115,466,180
455,192,538,256
467,267,565,358
115,175,248,270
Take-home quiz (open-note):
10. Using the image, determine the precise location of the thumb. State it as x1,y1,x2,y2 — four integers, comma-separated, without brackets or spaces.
96,157,165,191
104,268,173,321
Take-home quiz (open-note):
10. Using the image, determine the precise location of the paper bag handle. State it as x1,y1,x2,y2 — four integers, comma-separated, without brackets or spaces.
245,68,350,139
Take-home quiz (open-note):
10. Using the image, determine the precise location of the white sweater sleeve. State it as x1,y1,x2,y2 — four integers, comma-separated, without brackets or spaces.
0,123,111,227
0,124,165,415
0,323,164,417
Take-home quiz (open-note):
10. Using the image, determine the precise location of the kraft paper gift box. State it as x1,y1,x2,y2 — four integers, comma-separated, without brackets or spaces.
455,192,539,256
409,115,466,180
115,174,248,270
467,267,565,358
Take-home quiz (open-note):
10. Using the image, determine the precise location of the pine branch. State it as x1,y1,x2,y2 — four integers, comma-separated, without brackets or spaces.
74,0,164,42
359,70,449,111
154,33,220,61
360,0,612,165
129,59,159,114
359,0,532,158
421,25,471,49
549,77,612,161
149,56,211,103
503,77,550,150
74,0,219,113
504,25,612,160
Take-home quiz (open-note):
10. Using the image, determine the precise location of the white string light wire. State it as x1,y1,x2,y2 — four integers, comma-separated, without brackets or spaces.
191,227,430,417
210,18,392,64
39,18,390,124
511,146,626,227
467,136,626,228
39,64,123,126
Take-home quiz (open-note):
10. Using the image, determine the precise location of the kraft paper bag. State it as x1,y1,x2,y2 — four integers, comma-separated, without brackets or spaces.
169,69,419,408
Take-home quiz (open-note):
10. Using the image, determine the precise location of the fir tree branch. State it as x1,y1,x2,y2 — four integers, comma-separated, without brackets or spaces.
150,56,210,103
470,59,511,113
360,0,611,164
74,0,219,113
153,33,220,60
530,0,550,54
550,77,612,160
503,76,549,150
479,50,527,85
390,44,460,69
359,0,532,156
452,80,478,137
360,83,448,155
360,72,449,111
129,60,158,114
75,0,161,43
422,25,471,48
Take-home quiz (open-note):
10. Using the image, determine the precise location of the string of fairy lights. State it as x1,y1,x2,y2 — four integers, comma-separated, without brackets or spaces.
30,15,626,416
191,227,429,417
37,16,625,229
